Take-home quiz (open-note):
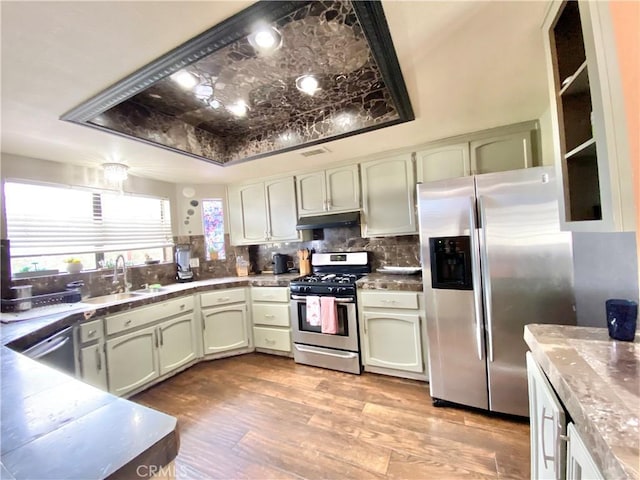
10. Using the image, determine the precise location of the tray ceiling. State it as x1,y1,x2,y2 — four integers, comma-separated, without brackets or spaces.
62,0,414,166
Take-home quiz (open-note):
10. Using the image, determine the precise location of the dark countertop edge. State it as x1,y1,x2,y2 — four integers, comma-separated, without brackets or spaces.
524,324,636,480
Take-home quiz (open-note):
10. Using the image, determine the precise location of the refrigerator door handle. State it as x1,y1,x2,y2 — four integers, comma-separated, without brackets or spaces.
468,198,484,361
478,195,494,363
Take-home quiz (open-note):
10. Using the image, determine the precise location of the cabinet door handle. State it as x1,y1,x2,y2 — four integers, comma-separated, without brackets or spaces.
540,406,557,473
218,297,230,302
88,329,96,338
95,347,102,371
154,329,159,348
125,319,132,326
159,328,164,346
179,304,185,310
264,314,275,318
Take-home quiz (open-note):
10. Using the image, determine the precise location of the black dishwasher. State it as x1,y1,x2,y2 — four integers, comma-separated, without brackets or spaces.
22,326,75,375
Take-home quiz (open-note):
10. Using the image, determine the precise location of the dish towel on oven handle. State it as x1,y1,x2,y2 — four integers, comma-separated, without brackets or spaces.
306,296,321,326
321,296,338,334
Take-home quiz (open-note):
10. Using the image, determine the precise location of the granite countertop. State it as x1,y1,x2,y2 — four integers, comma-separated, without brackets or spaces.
356,272,423,291
524,324,639,480
1,274,297,347
1,271,421,479
0,274,293,480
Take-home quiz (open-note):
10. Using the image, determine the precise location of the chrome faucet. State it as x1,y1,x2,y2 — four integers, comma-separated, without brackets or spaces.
112,255,131,293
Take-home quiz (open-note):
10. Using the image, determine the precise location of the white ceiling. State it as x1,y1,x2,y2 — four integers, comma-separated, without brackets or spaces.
1,1,551,185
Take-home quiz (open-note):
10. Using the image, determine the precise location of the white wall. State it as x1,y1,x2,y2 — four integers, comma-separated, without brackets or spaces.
0,153,179,236
174,183,228,236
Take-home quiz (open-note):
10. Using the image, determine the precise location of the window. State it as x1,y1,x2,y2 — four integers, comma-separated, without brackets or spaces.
202,199,225,260
5,181,173,275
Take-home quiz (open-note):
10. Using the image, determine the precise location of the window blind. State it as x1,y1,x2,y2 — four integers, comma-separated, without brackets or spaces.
5,182,173,257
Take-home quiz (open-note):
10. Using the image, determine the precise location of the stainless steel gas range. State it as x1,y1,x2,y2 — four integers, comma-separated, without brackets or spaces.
290,252,369,374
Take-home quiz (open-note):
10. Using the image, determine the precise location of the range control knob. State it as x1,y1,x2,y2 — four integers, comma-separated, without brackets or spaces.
327,286,334,293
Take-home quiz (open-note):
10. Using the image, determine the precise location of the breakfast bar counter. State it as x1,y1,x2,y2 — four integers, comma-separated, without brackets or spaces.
524,324,639,480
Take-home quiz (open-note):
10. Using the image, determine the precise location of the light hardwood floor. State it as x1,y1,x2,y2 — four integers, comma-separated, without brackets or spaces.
133,353,530,479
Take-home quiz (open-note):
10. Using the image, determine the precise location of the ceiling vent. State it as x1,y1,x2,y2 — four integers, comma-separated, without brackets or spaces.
300,147,330,157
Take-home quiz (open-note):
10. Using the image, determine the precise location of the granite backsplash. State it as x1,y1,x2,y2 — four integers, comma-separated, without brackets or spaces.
4,228,420,299
248,226,420,273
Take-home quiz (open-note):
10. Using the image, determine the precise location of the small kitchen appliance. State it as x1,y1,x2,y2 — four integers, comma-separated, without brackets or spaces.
272,253,293,275
290,251,369,374
175,244,194,282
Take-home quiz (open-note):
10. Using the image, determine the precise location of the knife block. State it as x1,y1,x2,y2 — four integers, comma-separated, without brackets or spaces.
299,259,311,276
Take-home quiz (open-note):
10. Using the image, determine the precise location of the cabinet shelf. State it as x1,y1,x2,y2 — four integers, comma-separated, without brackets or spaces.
565,137,596,160
560,61,589,96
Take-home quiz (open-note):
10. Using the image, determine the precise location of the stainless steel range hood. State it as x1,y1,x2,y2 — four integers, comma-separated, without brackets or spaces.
296,212,360,230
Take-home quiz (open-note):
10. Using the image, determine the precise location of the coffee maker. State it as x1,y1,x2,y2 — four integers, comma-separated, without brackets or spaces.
175,244,194,282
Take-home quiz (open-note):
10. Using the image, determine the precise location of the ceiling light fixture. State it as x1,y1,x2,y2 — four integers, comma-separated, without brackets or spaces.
295,75,320,96
248,25,282,52
102,162,129,192
170,71,198,89
227,100,248,117
194,84,214,99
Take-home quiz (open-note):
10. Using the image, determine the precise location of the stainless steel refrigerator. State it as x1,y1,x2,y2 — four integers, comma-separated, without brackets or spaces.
417,166,575,417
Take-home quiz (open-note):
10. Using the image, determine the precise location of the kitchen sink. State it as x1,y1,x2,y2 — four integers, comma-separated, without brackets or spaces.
81,292,144,305
136,286,167,294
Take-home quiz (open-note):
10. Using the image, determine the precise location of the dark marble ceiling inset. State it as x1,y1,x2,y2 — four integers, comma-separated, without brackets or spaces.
65,1,414,165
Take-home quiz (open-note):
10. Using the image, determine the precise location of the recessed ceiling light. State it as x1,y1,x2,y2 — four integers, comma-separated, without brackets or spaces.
227,100,248,117
170,71,198,89
296,75,320,96
194,84,213,99
248,26,282,52
148,93,162,99
208,99,221,109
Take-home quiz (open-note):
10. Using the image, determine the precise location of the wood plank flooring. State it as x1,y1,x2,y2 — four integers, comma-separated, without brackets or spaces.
133,354,530,479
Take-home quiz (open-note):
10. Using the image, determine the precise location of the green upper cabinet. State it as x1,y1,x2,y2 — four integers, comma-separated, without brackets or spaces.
416,121,538,183
228,176,302,245
416,142,470,182
296,164,360,216
228,182,268,245
469,130,533,175
361,154,417,237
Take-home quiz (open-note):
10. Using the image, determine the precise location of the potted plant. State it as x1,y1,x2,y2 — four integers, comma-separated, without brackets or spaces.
64,258,83,274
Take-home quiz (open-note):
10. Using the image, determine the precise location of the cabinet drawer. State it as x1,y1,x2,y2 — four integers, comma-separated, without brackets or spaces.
251,287,289,303
360,291,419,310
252,304,290,327
106,296,194,336
253,326,291,352
79,319,104,344
201,288,246,307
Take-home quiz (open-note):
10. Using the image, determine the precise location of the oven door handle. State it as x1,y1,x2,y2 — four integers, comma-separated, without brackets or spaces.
294,344,358,359
291,295,354,303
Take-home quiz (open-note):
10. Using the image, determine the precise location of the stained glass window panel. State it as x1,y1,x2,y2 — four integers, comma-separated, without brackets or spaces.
202,199,226,260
